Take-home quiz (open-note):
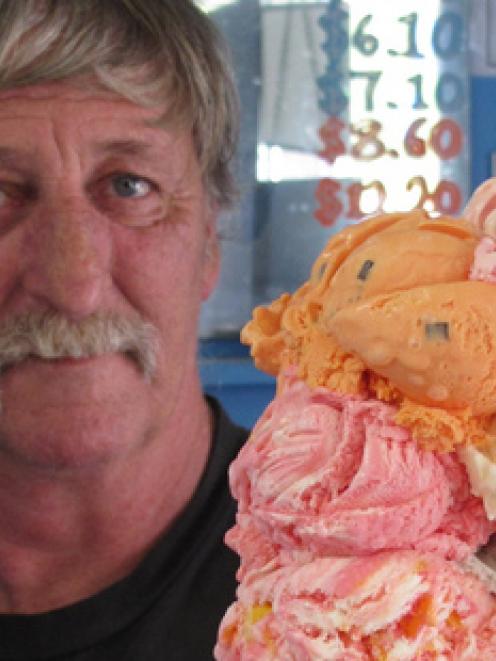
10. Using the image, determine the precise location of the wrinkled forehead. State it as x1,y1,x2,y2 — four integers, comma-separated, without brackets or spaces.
0,80,163,124
0,80,195,166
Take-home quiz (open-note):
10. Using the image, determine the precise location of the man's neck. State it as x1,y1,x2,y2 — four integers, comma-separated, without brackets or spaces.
0,379,212,614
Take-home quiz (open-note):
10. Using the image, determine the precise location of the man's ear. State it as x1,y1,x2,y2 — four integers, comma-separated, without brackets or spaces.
201,203,221,301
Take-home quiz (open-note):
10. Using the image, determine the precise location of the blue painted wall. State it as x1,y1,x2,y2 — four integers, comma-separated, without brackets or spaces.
471,76,496,190
200,340,275,429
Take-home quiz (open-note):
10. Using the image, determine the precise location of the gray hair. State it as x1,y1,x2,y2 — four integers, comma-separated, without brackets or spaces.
0,310,159,385
0,0,240,208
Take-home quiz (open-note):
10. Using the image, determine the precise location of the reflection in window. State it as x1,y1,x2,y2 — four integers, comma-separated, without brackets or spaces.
258,1,469,215
199,0,470,337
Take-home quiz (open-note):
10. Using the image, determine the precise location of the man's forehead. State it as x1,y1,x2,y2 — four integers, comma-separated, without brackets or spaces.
0,79,123,101
0,139,172,168
0,82,191,158
0,81,171,131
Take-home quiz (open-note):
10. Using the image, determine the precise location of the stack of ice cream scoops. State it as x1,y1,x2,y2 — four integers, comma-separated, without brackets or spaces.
214,178,496,660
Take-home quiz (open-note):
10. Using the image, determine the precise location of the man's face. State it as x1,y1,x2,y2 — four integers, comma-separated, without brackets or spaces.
0,82,219,469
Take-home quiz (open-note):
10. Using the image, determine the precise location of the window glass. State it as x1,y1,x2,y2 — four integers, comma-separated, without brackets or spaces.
198,0,470,337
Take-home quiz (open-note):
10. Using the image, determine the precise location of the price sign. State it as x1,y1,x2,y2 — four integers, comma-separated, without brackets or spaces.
315,0,469,228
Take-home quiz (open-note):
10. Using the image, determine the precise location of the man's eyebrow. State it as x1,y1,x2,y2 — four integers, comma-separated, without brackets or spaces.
93,139,161,160
0,146,32,170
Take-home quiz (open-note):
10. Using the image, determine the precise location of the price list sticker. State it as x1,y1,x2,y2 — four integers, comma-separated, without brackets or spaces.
314,0,469,228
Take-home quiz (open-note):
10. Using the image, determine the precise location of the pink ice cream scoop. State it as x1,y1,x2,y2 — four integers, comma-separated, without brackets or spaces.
228,375,492,561
215,550,496,660
470,235,496,284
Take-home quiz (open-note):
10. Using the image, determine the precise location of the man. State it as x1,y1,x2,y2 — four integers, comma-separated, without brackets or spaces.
0,1,247,659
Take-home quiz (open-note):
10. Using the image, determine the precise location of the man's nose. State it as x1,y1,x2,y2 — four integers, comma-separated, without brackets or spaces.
21,195,112,319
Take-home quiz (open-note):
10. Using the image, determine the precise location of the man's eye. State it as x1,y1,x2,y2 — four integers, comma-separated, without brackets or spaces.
0,183,30,208
93,173,168,228
111,174,152,199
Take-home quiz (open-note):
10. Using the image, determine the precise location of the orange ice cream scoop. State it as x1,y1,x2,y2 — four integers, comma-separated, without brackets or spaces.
241,210,491,451
319,214,477,318
326,281,496,415
243,210,478,380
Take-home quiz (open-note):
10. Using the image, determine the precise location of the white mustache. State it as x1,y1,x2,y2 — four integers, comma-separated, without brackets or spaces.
0,311,159,382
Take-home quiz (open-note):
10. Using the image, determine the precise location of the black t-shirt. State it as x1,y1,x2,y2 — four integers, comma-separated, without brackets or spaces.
0,398,248,661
